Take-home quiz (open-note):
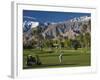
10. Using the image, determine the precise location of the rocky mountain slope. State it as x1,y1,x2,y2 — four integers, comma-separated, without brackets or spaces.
23,16,91,48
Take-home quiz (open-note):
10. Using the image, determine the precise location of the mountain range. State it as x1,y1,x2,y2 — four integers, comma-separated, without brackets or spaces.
23,16,91,48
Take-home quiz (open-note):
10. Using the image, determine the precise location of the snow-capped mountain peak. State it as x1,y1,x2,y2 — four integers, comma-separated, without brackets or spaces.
23,21,39,32
31,22,39,28
70,16,90,22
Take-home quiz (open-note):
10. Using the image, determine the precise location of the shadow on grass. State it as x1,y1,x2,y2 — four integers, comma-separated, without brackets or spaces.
23,63,79,69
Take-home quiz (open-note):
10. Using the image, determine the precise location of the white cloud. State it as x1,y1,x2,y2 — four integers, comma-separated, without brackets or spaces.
23,16,36,20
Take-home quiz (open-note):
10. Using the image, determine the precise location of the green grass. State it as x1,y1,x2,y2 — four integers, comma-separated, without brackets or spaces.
23,48,91,69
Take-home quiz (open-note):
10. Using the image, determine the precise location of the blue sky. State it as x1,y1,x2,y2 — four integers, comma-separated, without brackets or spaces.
23,10,91,23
